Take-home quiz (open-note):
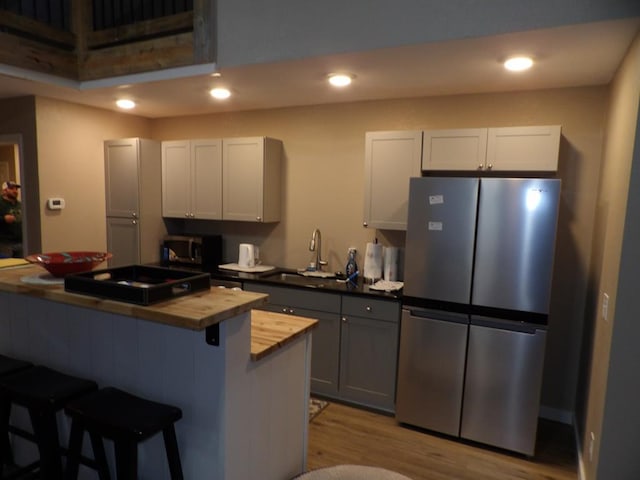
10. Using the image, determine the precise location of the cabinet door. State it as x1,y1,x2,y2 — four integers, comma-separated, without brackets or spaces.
223,137,265,221
162,141,191,218
105,139,140,217
486,125,561,171
422,128,488,171
339,315,399,412
191,140,222,220
364,131,422,230
106,217,140,267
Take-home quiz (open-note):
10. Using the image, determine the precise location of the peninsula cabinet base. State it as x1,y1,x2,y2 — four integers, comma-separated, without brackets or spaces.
0,292,311,480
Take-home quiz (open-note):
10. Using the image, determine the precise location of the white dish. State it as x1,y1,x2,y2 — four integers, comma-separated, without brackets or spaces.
219,263,276,273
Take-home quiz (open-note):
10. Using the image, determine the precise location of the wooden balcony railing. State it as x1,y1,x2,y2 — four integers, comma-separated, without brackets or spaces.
0,0,214,81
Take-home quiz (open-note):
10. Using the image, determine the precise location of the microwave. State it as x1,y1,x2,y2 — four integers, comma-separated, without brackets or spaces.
161,235,223,272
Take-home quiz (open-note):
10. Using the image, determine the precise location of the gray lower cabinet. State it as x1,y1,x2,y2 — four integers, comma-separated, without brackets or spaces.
340,296,400,412
244,283,400,412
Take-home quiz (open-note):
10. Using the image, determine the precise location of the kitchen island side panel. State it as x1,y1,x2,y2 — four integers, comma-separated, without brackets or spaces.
0,291,309,480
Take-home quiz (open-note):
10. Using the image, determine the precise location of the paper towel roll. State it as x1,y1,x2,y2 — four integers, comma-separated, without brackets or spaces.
364,242,383,281
384,247,399,281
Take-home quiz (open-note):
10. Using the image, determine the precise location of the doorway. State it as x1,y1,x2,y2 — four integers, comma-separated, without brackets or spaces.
0,135,24,258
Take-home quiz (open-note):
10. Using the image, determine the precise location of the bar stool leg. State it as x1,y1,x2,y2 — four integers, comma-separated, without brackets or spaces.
162,426,184,480
88,431,110,480
0,399,11,475
114,439,137,480
64,419,83,480
29,408,63,479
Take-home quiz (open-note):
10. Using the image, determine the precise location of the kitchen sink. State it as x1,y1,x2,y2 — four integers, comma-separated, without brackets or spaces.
262,271,340,289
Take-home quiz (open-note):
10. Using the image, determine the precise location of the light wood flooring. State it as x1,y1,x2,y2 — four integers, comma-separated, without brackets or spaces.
307,401,577,480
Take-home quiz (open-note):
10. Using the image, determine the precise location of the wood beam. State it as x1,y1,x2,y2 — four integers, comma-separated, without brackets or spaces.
79,32,195,81
0,10,75,48
0,31,77,78
193,0,216,64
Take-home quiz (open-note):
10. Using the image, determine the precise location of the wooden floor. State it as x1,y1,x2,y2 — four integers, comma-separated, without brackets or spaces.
307,401,578,480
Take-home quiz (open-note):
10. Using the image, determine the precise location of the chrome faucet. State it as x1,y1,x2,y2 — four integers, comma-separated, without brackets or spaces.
309,228,328,271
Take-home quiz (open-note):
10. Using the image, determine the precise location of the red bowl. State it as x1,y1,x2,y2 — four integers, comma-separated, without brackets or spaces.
25,251,113,278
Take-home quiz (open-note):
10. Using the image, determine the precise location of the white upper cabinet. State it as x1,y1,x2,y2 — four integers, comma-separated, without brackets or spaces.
222,137,282,222
422,128,488,171
423,125,561,172
162,139,223,220
486,126,561,172
364,130,423,230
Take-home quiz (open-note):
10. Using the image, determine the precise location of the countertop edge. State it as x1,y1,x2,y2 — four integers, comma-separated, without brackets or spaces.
250,310,319,362
0,265,268,330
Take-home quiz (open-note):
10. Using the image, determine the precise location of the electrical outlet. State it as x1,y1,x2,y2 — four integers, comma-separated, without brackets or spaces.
602,292,609,322
589,432,596,462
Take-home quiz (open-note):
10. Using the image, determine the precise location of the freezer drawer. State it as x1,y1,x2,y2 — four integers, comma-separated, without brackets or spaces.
460,323,546,456
396,309,468,436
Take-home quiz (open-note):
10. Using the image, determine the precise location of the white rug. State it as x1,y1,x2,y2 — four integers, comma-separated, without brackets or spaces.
294,465,413,479
309,397,329,421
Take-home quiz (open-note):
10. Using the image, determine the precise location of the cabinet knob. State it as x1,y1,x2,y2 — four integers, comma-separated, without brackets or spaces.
131,212,137,218
185,213,190,218
282,307,288,313
256,216,262,222
190,213,195,218
366,305,372,312
487,164,493,170
342,317,347,323
363,222,368,227
289,308,294,314
132,220,137,225
478,164,484,170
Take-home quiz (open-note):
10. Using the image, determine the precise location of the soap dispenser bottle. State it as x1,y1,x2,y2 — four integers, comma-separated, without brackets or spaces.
345,247,358,280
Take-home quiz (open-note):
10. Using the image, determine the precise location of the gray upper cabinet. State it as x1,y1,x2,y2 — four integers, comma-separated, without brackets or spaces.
222,137,282,222
105,138,141,218
104,138,164,267
486,125,561,171
363,131,423,230
162,139,223,220
422,128,488,171
423,125,561,172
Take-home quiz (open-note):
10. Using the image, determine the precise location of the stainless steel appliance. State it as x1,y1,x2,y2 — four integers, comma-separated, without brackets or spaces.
161,235,223,272
396,177,560,456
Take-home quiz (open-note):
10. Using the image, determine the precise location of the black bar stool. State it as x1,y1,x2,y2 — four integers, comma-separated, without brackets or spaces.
0,365,98,479
64,387,184,480
0,354,33,473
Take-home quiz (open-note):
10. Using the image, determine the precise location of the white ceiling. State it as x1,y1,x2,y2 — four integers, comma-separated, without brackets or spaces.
0,18,638,119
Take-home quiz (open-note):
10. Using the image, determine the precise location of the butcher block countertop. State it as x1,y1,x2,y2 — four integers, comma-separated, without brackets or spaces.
0,264,267,330
250,310,318,361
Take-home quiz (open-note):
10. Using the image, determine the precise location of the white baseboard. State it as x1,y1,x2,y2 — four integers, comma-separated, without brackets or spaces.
539,405,574,425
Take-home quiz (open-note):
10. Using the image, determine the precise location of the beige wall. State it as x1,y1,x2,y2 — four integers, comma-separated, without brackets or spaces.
34,97,151,252
580,32,640,479
151,87,608,416
6,85,607,419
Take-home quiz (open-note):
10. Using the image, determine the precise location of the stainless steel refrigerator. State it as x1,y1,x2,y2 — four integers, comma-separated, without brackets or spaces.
396,176,560,456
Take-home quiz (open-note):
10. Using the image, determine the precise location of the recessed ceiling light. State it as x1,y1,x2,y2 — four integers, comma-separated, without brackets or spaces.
328,73,353,87
504,56,534,72
116,99,136,109
210,87,231,99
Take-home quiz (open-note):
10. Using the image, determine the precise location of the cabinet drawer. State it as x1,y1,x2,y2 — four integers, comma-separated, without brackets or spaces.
244,283,341,313
342,296,400,322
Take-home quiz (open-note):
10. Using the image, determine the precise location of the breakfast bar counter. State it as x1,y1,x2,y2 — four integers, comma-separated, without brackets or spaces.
0,264,317,480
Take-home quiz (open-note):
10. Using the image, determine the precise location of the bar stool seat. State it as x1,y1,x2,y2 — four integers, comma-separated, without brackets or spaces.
64,387,183,480
0,365,98,479
0,355,32,379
